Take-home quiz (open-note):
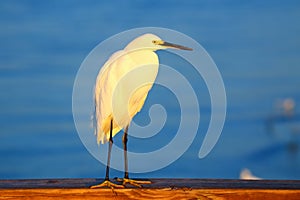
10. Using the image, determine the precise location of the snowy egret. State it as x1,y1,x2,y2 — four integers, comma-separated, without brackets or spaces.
91,33,192,189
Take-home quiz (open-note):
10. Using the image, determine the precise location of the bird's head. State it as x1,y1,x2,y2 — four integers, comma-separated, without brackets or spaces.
125,33,193,52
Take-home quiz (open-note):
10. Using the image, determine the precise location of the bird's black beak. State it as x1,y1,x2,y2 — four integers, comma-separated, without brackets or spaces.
160,41,193,51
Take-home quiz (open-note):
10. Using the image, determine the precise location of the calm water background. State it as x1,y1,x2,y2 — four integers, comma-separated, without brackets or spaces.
1,0,300,179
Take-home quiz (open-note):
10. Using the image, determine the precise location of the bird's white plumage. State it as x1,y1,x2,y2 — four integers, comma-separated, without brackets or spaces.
94,34,161,144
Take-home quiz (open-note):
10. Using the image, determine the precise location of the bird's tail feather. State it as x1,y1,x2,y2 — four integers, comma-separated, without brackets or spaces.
94,114,122,144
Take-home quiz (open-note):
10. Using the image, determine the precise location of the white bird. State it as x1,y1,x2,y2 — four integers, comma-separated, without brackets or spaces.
91,33,192,189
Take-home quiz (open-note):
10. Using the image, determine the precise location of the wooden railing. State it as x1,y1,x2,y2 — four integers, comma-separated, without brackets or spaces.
1,178,300,199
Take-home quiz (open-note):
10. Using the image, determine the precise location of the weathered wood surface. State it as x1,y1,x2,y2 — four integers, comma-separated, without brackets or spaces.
0,178,300,199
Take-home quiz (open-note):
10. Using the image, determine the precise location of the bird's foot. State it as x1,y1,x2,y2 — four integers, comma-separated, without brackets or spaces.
116,178,151,188
90,179,124,189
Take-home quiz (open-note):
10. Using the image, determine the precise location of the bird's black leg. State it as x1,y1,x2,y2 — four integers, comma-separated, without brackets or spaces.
116,125,151,187
91,119,123,189
105,119,114,180
123,126,129,179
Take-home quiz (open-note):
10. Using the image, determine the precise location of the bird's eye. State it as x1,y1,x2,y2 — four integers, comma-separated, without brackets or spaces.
152,40,157,44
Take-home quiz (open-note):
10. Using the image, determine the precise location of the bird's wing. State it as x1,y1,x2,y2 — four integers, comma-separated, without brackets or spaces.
94,50,159,144
94,50,137,143
94,50,124,144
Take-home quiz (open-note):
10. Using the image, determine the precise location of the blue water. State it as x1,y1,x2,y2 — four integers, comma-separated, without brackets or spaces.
1,0,300,180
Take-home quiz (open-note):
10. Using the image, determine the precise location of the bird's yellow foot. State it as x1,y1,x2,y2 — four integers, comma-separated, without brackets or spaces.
90,180,124,189
116,178,151,188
